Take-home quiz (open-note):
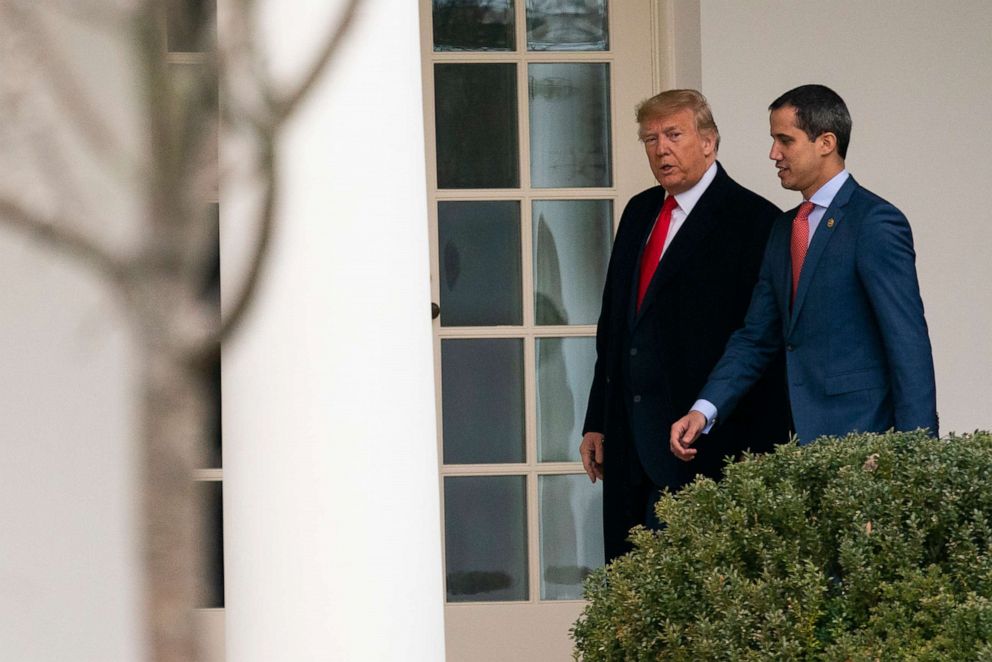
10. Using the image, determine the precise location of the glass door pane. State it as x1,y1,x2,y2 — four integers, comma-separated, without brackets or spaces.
526,0,608,51
435,63,520,188
166,0,216,52
445,475,529,602
433,0,516,51
529,63,612,188
441,339,526,464
438,201,522,327
539,474,604,599
536,337,597,463
533,199,612,325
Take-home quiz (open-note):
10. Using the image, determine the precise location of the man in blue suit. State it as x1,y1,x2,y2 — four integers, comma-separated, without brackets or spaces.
670,84,937,458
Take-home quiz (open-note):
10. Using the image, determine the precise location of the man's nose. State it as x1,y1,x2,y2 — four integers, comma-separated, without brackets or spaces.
769,143,780,160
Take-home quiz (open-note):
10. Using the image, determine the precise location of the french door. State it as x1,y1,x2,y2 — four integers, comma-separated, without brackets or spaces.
420,2,655,658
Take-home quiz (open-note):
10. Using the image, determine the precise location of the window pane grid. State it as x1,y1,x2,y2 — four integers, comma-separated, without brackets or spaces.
429,0,615,605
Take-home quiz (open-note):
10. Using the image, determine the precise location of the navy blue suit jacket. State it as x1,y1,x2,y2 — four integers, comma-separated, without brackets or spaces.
700,175,938,442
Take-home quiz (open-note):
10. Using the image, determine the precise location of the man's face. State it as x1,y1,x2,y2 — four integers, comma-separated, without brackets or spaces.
639,108,715,194
769,105,829,199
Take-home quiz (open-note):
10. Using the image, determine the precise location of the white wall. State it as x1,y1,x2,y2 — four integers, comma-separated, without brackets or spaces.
0,8,144,661
699,0,992,433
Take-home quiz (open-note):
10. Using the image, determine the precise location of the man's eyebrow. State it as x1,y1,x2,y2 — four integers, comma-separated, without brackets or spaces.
641,123,680,138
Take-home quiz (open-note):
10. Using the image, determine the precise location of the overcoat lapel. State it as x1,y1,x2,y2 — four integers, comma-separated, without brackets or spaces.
626,195,663,329
633,164,730,325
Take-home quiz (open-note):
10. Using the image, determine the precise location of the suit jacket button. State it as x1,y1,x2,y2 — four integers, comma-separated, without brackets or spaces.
629,348,638,356
633,395,642,403
786,344,794,351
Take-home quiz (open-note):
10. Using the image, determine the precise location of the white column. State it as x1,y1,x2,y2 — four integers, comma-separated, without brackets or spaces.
221,1,446,660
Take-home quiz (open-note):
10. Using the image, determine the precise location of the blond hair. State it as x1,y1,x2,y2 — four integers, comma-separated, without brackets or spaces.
636,89,720,151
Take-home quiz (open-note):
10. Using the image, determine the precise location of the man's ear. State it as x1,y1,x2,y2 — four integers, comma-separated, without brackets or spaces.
817,132,838,156
701,130,716,157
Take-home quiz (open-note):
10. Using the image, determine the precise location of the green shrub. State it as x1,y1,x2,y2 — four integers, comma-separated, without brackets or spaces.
572,431,992,661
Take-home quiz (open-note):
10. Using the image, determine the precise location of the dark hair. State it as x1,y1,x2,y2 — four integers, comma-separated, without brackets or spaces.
769,84,852,159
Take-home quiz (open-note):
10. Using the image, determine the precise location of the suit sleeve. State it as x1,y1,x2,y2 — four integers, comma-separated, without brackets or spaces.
582,268,611,435
698,226,786,420
583,199,633,435
582,190,654,435
856,205,938,436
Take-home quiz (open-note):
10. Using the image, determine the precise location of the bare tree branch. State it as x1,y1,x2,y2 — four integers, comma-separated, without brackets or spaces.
2,0,365,658
26,0,135,30
170,41,224,304
0,197,131,286
197,0,364,361
11,2,131,169
216,0,278,135
187,139,277,368
0,6,89,212
271,0,361,123
134,1,214,301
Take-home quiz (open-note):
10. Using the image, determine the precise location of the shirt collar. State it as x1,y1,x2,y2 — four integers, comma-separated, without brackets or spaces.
671,161,718,215
807,169,850,209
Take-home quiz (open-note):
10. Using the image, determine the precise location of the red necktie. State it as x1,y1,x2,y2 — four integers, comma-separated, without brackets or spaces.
790,201,815,305
636,195,678,310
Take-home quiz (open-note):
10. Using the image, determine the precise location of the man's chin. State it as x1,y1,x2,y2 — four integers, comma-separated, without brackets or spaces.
778,177,799,192
658,177,690,194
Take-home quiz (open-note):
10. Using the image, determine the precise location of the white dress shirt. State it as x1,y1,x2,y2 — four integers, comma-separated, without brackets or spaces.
647,161,719,259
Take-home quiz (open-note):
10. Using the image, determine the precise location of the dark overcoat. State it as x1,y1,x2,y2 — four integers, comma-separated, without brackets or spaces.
584,162,790,559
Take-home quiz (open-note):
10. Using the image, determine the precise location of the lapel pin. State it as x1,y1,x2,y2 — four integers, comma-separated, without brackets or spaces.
826,218,836,229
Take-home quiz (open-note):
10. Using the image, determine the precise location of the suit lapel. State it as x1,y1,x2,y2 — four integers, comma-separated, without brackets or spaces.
788,176,858,329
775,220,792,325
634,164,731,323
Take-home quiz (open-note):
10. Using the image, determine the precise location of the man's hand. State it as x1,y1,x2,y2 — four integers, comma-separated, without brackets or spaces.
580,432,605,483
670,411,706,461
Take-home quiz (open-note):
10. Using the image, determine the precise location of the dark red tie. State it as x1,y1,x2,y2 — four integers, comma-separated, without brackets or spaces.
790,200,815,305
637,195,678,310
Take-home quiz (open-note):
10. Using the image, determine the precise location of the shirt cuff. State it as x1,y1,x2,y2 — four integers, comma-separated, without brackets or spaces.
691,399,718,434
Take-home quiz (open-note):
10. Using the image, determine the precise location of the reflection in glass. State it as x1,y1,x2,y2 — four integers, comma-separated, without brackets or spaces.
167,0,216,52
439,201,522,326
197,481,224,607
442,339,525,464
539,474,603,599
433,0,515,51
168,64,219,179
533,200,612,325
202,203,222,468
445,476,528,602
537,337,597,462
435,64,519,188
529,63,612,188
526,0,608,51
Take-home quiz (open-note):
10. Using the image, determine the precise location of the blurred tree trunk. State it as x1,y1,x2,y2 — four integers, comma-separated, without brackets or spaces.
0,1,361,659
